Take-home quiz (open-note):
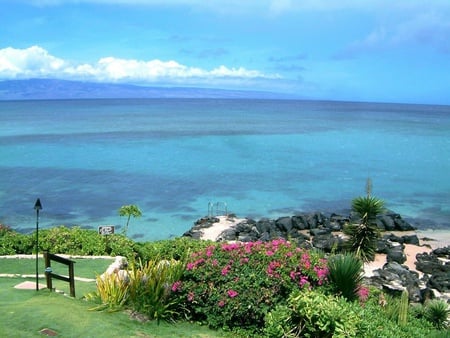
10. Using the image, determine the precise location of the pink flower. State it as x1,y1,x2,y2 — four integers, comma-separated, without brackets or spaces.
299,276,309,287
187,291,195,302
171,281,182,292
186,262,195,271
266,250,274,256
221,265,231,276
314,266,329,281
218,300,226,307
357,286,370,303
227,289,238,298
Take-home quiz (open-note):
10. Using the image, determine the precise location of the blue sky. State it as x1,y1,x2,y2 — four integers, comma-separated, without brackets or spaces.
1,0,449,104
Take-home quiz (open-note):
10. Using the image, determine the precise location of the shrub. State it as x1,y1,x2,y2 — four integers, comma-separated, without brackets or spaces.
88,273,130,312
327,253,364,302
38,226,137,257
128,258,185,323
0,224,34,255
424,299,450,330
171,239,329,334
265,288,362,337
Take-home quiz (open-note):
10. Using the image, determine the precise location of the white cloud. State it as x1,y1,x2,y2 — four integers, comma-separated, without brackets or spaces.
0,46,279,85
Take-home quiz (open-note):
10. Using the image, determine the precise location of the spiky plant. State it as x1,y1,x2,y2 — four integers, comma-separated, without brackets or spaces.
128,258,185,323
344,195,384,262
425,299,450,330
327,253,364,302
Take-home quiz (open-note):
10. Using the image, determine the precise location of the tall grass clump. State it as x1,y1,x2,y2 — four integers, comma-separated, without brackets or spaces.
327,253,364,302
128,258,185,323
424,299,450,330
89,273,130,312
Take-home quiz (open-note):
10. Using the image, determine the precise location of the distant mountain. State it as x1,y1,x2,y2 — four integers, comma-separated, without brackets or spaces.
0,79,295,100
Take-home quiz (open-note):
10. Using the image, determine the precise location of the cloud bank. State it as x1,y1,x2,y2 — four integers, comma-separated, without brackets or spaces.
0,46,279,87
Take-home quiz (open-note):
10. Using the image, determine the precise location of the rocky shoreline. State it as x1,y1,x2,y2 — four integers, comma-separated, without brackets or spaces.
183,211,450,304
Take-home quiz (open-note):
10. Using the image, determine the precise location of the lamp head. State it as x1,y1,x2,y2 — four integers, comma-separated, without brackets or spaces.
34,198,42,211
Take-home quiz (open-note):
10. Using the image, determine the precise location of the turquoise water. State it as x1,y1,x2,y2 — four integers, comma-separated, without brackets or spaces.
0,99,449,240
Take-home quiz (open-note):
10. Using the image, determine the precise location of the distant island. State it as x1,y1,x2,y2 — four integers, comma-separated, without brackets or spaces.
0,79,297,100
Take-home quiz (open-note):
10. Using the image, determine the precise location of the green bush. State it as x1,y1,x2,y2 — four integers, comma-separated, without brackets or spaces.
135,237,212,261
265,288,362,337
0,224,34,255
327,253,364,302
38,226,137,257
171,239,329,334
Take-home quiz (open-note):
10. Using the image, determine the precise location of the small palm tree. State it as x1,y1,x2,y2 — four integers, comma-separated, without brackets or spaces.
119,204,142,236
344,179,385,262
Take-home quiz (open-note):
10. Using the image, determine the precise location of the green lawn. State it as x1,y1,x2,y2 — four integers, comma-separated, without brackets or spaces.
0,257,229,338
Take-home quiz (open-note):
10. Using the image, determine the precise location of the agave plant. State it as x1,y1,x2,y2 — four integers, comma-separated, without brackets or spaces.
327,253,364,302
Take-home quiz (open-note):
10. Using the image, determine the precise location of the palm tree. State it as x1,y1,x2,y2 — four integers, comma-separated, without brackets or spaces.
118,204,142,236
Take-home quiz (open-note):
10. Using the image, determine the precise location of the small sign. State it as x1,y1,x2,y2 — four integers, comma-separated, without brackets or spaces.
98,225,115,235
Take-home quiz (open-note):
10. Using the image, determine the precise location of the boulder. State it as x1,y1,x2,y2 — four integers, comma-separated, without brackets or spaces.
275,216,293,232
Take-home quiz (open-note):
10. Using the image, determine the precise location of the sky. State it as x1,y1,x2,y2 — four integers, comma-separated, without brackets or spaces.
0,0,450,104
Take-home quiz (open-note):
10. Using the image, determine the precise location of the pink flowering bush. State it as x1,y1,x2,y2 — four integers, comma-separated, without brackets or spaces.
170,238,329,333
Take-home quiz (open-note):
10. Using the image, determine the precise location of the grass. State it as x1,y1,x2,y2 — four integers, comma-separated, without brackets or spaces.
0,257,230,338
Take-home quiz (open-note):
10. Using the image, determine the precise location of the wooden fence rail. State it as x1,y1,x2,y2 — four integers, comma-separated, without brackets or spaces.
43,251,76,297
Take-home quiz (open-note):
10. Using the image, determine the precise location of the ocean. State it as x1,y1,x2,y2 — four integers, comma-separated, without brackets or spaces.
0,99,449,241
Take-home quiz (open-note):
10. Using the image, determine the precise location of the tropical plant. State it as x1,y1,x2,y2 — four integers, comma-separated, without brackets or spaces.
264,288,362,337
171,239,329,334
344,190,385,262
327,253,364,302
88,273,130,312
127,258,186,323
424,299,450,330
118,204,142,236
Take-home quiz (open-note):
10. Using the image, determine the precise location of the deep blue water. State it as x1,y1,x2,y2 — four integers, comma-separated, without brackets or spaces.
0,99,449,240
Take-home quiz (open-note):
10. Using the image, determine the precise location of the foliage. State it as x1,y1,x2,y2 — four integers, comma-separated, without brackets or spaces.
127,258,185,323
135,237,212,262
343,181,384,262
88,273,130,312
0,224,34,255
343,221,380,262
118,204,142,236
423,299,450,330
171,239,329,334
327,253,365,302
351,195,385,224
264,288,362,337
343,193,385,262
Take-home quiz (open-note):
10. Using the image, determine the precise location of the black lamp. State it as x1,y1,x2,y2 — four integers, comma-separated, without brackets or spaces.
34,198,42,291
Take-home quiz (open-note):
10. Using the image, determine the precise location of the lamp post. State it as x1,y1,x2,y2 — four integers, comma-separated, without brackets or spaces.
34,198,42,291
